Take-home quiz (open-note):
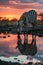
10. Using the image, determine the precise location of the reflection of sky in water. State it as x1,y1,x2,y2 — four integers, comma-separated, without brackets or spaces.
0,34,43,57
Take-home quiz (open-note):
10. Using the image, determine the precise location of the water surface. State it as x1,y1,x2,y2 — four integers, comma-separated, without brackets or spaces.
0,33,43,61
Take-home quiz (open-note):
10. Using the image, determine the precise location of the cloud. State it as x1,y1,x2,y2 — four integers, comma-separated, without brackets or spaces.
5,3,43,9
0,0,43,6
0,0,43,16
0,2,43,14
37,0,43,4
14,0,43,4
20,0,36,3
0,0,9,5
21,0,43,4
0,0,43,9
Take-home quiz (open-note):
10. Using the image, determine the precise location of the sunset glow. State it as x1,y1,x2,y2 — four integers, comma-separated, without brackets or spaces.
2,15,21,20
0,14,42,20
0,0,43,20
37,16,42,20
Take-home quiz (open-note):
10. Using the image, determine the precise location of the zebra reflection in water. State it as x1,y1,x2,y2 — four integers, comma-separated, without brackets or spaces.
17,34,37,56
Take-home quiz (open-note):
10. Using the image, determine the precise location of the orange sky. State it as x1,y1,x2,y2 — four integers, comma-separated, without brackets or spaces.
0,8,42,20
0,0,43,20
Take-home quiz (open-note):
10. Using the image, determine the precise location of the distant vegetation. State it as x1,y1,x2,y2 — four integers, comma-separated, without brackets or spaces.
0,17,18,33
0,16,43,34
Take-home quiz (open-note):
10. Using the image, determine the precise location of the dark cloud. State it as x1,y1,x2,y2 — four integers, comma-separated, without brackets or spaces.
20,0,36,3
14,0,43,4
0,0,43,9
0,0,43,12
20,0,43,4
5,3,43,9
0,0,43,5
0,2,43,9
37,0,43,4
12,0,36,3
0,0,9,5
